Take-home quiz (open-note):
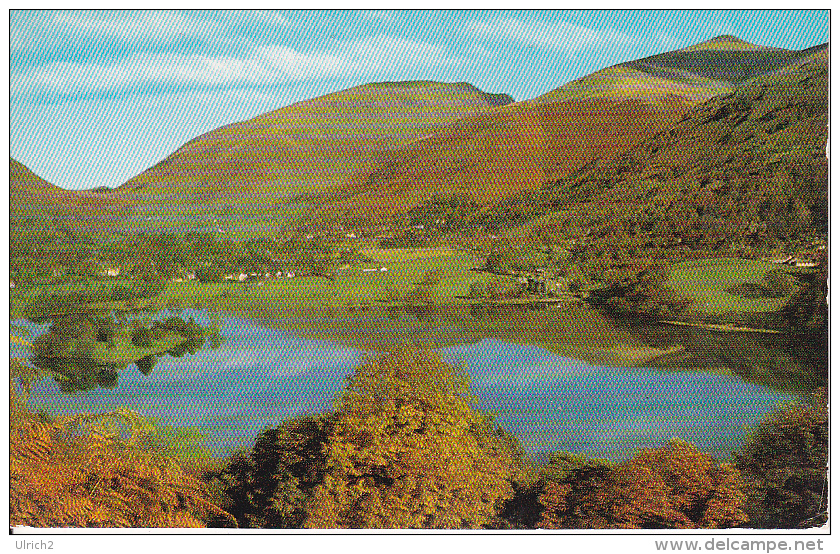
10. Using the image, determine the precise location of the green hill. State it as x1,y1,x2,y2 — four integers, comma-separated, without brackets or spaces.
506,44,827,261
10,157,131,237
327,35,813,225
535,36,822,106
118,81,513,203
11,157,62,196
11,36,827,240
10,157,73,219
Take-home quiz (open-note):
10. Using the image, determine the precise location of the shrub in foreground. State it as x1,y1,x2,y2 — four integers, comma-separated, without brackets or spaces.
538,439,748,529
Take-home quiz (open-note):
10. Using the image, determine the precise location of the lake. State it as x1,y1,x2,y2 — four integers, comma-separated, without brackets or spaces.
12,303,808,461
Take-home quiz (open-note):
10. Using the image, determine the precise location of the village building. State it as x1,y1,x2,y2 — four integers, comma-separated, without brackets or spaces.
98,267,121,278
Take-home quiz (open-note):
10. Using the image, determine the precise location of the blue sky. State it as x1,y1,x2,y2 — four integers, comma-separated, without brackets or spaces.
10,10,830,190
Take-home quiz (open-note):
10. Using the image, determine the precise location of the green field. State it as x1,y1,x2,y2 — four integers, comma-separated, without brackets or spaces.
667,258,790,314
150,247,512,316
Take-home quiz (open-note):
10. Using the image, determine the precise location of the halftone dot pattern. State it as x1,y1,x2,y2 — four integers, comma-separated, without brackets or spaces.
11,10,828,191
10,8,827,503
19,307,799,461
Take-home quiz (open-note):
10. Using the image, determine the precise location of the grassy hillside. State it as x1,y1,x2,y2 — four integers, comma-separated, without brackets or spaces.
548,45,829,248
118,81,513,203
10,157,62,195
10,157,128,227
331,96,691,223
489,46,827,318
329,36,822,226
535,36,820,105
10,157,70,216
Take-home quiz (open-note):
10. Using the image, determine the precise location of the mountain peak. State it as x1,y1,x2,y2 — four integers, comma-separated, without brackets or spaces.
684,35,777,52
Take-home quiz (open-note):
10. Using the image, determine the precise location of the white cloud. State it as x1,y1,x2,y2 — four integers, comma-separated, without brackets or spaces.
11,33,461,101
464,16,635,53
56,11,214,41
11,11,221,54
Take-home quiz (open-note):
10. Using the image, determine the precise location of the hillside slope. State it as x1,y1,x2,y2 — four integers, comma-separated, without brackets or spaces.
330,36,821,224
520,45,828,256
10,157,126,224
535,35,817,105
10,157,76,219
11,157,64,197
117,81,513,203
332,96,691,223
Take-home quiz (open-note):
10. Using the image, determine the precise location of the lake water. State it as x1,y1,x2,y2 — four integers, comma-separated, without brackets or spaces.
13,304,803,461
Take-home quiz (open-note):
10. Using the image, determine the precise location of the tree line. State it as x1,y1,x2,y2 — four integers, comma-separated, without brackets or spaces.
201,348,827,530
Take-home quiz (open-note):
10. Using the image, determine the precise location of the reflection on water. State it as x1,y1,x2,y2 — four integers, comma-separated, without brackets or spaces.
14,303,814,461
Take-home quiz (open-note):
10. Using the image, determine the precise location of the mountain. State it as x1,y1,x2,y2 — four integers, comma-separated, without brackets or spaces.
11,157,63,196
117,81,513,204
10,157,127,228
13,36,826,238
328,36,822,224
513,43,828,256
10,158,73,219
536,35,815,105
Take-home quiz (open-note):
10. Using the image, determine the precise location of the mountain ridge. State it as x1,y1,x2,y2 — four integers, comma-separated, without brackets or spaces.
498,49,828,263
325,35,824,224
117,80,515,201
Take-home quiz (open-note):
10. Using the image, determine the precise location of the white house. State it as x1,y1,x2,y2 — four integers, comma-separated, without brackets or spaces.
379,267,388,272
238,273,247,282
106,268,120,277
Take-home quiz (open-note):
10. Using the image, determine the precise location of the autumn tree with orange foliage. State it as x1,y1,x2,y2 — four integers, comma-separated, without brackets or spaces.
302,348,519,529
10,359,233,528
538,439,748,529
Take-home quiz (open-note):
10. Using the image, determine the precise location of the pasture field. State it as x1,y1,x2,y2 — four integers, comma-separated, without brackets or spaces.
667,258,790,314
150,247,512,315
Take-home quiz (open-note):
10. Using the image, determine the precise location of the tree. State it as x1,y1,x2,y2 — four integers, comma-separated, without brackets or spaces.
588,258,691,318
136,355,158,376
735,396,828,528
303,349,518,529
539,440,748,529
131,327,154,348
208,414,334,528
196,266,224,283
